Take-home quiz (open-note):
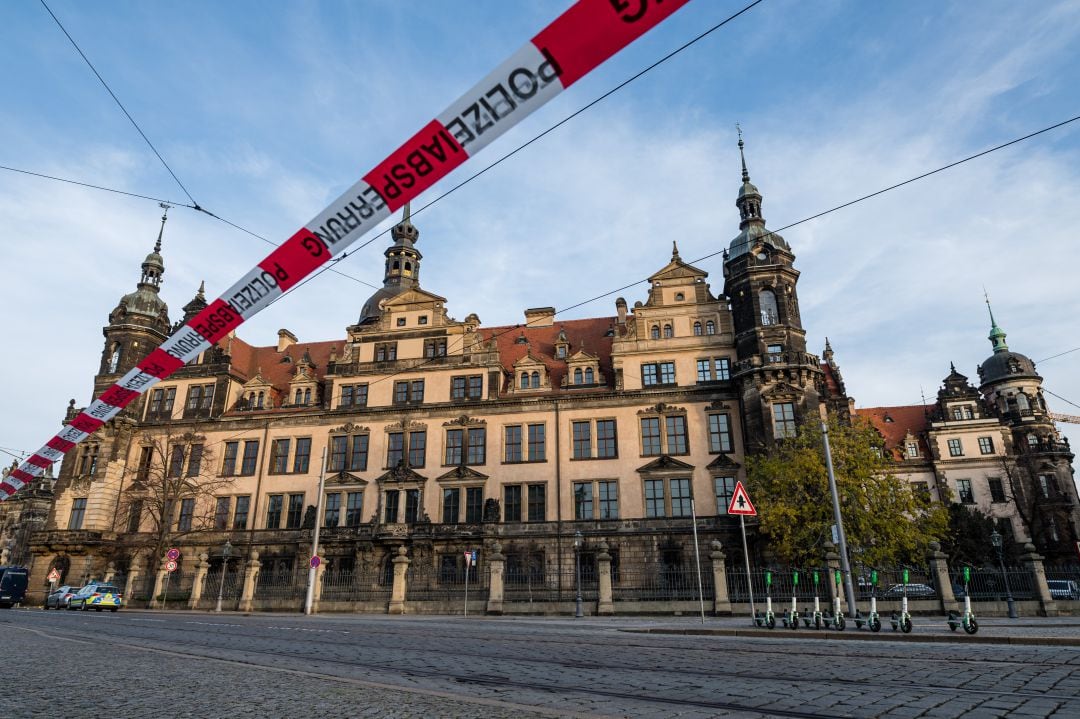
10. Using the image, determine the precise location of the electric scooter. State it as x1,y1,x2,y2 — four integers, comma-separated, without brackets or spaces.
802,570,824,629
890,567,913,633
754,570,775,629
947,566,979,634
824,569,846,630
854,569,882,632
782,569,799,629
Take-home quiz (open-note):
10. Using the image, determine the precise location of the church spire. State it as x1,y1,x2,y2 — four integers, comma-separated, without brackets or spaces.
737,122,750,183
984,290,1009,353
734,125,763,229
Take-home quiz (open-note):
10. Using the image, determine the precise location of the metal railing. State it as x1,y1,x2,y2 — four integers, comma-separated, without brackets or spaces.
504,568,596,603
405,564,490,602
613,566,707,602
321,569,392,602
953,566,1035,601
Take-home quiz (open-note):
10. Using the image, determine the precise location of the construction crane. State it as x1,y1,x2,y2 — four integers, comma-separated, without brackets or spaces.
1050,412,1080,425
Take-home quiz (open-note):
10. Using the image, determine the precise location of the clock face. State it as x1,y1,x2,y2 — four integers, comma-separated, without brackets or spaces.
756,252,767,261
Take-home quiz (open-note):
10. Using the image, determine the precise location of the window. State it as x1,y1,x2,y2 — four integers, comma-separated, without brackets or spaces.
714,477,735,514
598,481,618,519
126,499,143,533
527,483,546,521
772,403,796,439
572,421,591,459
222,442,239,476
324,492,341,527
640,418,662,456
519,372,529,389
572,419,617,459
670,478,692,517
767,344,783,358
233,496,250,529
459,487,481,523
708,413,734,453
573,368,583,385
650,325,660,340
387,432,404,468
445,428,484,465
906,441,919,458
1038,474,1057,499
408,431,426,468
137,445,154,482
598,420,618,458
284,493,304,528
185,384,214,415
1017,393,1030,412
645,478,693,517
214,497,231,530
293,437,311,473
642,361,676,386
644,479,665,518
759,289,779,325
384,491,400,523
978,437,994,455
345,492,363,526
988,478,1006,504
393,379,424,405
396,317,406,327
574,482,593,520
178,498,195,531
77,444,99,476
423,338,447,358
442,488,461,523
168,445,185,478
108,343,121,373
957,479,974,504
375,342,397,361
451,375,483,400
705,320,715,335
339,383,368,408
148,387,176,417
504,425,522,463
270,439,291,474
504,485,522,522
663,324,673,338
240,440,260,475
693,322,702,336
665,415,687,455
266,495,283,528
68,498,87,530
947,438,963,457
527,424,545,461
187,444,203,477
404,489,420,524
640,415,688,455
697,358,731,382
418,315,428,325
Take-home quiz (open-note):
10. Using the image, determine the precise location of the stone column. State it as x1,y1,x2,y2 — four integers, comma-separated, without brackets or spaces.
311,562,327,614
188,553,209,609
486,541,506,615
239,550,261,613
124,556,144,603
152,566,170,609
1020,542,1058,617
710,541,731,616
824,542,840,607
927,541,956,613
103,562,116,584
387,546,410,615
596,540,614,616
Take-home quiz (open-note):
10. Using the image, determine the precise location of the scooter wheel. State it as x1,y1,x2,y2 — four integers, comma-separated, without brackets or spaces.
814,616,822,630
900,617,912,634
791,617,798,630
964,618,978,635
869,617,881,633
836,615,845,631
949,622,958,632
766,615,775,630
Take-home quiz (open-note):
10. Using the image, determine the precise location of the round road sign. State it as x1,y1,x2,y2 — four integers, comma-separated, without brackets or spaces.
166,548,180,561
310,556,321,569
165,560,178,573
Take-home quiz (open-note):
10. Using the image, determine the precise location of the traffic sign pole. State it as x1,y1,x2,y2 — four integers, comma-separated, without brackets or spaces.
740,514,756,623
463,551,471,618
305,446,328,616
690,499,706,625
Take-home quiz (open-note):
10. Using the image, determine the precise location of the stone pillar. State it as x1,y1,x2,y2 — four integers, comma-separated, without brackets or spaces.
486,541,506,615
1020,542,1058,617
188,553,209,609
824,542,841,607
124,556,144,603
103,562,116,584
596,540,614,616
710,540,731,616
311,562,326,614
927,541,956,613
239,550,261,613
152,566,170,609
387,546,410,615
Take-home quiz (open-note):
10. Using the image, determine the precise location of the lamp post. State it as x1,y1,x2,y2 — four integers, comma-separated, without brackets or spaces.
215,540,232,613
990,529,1017,619
574,530,583,619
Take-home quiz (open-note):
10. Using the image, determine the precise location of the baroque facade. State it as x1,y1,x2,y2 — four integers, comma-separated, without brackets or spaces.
22,144,1079,609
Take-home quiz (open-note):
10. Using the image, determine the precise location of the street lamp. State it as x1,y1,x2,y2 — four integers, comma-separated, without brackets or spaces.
990,529,1017,619
215,540,233,613
574,530,583,619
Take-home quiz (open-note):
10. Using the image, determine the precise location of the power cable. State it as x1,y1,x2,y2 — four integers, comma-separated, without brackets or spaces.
1044,389,1080,413
38,0,200,209
1037,347,1080,364
0,164,191,207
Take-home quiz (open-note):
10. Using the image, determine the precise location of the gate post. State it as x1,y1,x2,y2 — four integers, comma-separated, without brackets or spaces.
152,566,169,608
927,541,956,613
311,561,327,614
188,552,209,609
596,540,614,615
486,541,506,615
239,550,260,612
104,562,116,584
125,555,144,603
711,541,731,615
1020,542,1058,617
824,541,840,606
388,546,410,615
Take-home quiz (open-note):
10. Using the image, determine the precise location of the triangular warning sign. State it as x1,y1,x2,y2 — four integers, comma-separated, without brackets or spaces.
727,481,757,516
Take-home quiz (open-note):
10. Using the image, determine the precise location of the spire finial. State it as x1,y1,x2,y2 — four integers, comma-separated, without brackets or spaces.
736,122,749,182
156,202,170,253
983,287,1009,353
196,280,205,300
402,201,411,224
671,240,681,261
950,361,956,373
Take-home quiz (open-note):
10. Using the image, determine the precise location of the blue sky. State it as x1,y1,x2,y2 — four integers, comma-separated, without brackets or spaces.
2,0,1079,460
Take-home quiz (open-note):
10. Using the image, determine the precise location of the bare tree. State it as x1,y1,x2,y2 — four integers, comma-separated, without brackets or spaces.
115,427,233,574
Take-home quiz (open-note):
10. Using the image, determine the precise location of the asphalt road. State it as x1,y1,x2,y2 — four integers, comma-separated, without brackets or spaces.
2,610,1079,718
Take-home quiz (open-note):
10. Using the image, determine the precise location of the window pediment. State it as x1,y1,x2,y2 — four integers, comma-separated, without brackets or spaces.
436,465,489,483
376,465,426,484
443,415,486,427
637,455,694,474
326,470,368,486
330,423,370,435
637,402,686,416
706,453,741,471
385,419,427,432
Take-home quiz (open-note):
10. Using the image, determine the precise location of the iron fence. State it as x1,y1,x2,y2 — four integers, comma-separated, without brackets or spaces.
321,569,392,602
727,568,828,603
612,565,710,602
254,569,304,600
1045,565,1080,601
202,568,243,605
505,568,597,603
952,566,1035,601
405,563,490,602
851,566,938,600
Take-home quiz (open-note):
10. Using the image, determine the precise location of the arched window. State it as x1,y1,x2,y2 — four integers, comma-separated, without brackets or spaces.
574,368,583,385
531,371,540,388
663,324,673,338
1017,393,1030,412
304,388,311,405
705,321,716,335
392,260,400,270
520,372,529,389
650,325,660,340
108,343,122,373
675,292,684,301
256,392,265,409
584,368,594,384
295,389,302,405
759,289,779,326
693,322,702,336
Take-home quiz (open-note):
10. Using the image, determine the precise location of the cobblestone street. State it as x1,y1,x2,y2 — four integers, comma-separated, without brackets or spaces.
3,610,1080,718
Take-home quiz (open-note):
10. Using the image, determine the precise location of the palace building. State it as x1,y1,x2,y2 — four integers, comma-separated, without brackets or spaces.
16,140,1079,611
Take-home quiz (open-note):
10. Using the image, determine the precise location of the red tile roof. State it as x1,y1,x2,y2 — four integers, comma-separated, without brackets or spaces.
857,404,930,460
219,336,341,388
481,317,617,393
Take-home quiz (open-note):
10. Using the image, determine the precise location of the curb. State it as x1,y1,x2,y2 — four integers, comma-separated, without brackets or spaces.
623,627,1080,647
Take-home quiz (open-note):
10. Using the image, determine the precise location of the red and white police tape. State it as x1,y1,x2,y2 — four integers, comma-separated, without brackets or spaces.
0,0,692,500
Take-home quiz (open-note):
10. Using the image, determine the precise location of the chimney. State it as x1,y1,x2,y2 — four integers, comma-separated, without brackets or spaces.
523,307,555,328
277,329,298,352
615,297,627,325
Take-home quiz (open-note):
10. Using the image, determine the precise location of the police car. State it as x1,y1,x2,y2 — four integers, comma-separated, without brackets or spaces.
68,583,123,612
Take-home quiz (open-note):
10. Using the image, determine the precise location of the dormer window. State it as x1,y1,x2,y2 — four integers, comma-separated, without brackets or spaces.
531,371,540,388
520,372,529,389
693,322,702,336
705,321,716,335
650,326,660,340
906,441,919,458
557,345,567,358
574,368,583,385
663,324,673,338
